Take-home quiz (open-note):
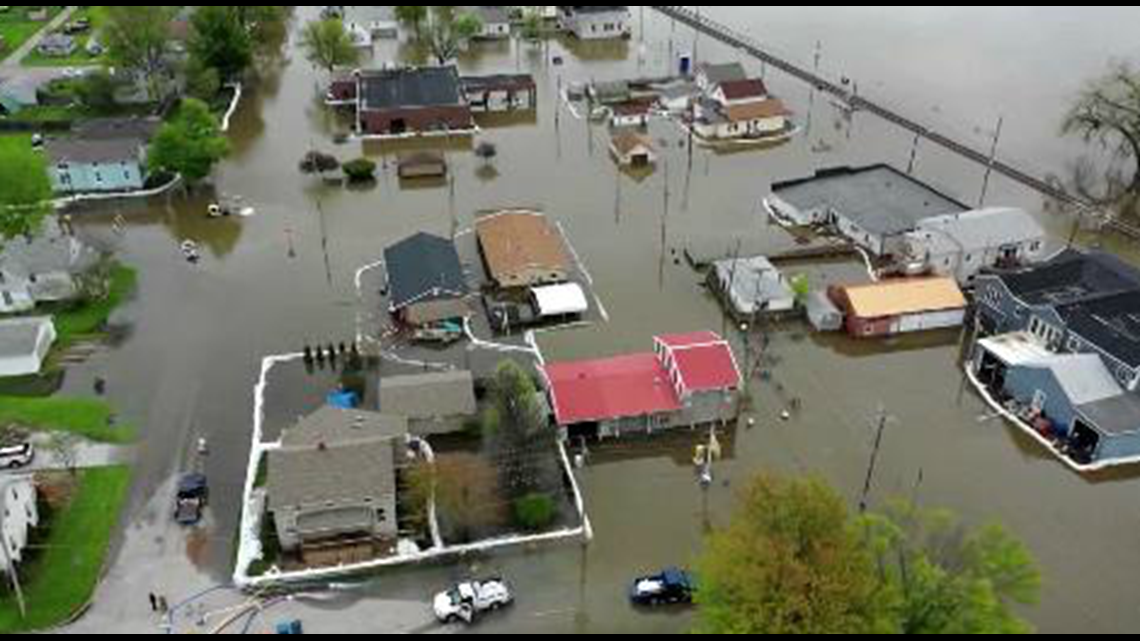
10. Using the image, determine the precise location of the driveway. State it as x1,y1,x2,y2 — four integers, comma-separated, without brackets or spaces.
0,6,78,70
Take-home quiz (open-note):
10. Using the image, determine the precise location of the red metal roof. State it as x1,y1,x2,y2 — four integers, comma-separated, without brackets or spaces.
544,353,682,426
670,343,742,393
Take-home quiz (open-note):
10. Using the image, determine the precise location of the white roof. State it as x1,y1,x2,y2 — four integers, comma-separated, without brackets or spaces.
914,207,1046,253
980,333,1122,405
532,283,589,317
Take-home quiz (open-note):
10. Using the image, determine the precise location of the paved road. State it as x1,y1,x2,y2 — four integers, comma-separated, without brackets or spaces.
0,6,78,70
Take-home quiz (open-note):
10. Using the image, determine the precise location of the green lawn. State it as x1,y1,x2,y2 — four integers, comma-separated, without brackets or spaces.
0,134,52,236
0,396,133,444
52,263,139,348
0,7,64,64
19,7,108,68
0,466,133,633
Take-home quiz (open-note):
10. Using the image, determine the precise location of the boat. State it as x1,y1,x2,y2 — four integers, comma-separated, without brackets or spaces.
181,240,201,263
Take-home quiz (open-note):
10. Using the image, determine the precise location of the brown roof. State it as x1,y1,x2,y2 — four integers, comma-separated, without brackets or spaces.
476,212,568,283
838,277,966,318
719,78,768,101
725,98,791,123
610,131,653,156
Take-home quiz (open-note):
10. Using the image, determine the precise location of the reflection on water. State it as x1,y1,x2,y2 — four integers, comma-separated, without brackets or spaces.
64,6,1140,635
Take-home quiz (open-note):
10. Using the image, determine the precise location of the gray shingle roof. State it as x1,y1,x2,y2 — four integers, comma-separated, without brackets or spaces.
268,408,407,513
379,370,477,420
0,317,52,359
773,164,968,237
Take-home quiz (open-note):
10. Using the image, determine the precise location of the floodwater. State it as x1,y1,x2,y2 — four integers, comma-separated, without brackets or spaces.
59,6,1140,634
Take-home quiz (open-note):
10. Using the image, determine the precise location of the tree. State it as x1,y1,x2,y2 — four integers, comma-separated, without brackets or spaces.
1063,61,1140,214
406,453,505,543
189,6,253,82
694,474,896,634
394,6,429,38
102,5,176,102
299,150,340,176
484,360,556,498
299,19,360,77
862,502,1042,634
74,70,123,113
184,55,222,102
424,7,483,65
148,98,231,186
342,158,377,183
0,136,52,239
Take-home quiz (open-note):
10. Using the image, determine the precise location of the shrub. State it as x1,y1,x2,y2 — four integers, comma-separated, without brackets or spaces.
513,493,557,531
342,157,377,182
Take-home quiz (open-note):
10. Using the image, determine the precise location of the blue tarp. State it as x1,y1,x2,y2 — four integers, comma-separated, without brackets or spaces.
327,390,359,409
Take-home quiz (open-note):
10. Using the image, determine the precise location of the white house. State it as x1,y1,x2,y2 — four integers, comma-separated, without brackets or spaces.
0,476,38,575
558,6,631,40
694,98,791,141
901,207,1049,284
0,317,57,378
694,62,747,94
470,6,512,39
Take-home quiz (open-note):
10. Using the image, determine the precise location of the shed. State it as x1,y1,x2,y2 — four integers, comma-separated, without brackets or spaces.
532,283,589,318
831,277,967,338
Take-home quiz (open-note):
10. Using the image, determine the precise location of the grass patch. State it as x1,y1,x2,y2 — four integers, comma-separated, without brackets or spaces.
0,396,132,444
19,7,109,68
0,7,64,64
51,263,138,348
0,466,132,633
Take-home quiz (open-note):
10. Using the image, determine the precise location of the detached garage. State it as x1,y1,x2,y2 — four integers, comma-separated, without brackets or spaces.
830,277,967,338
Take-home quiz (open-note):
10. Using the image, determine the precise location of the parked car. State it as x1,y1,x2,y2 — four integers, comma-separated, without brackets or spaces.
174,473,209,526
0,443,35,470
629,568,695,607
433,579,514,625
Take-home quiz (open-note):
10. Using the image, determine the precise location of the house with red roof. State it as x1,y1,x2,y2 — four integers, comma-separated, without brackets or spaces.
542,332,742,440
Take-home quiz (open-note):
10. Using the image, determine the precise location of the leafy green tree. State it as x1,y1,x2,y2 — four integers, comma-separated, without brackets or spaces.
0,136,52,239
862,502,1042,634
189,6,253,82
694,474,896,634
299,19,360,77
484,360,555,498
148,99,231,186
102,6,176,102
394,6,429,38
421,6,483,65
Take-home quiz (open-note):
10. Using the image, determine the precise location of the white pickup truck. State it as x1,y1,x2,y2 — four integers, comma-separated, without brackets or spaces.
433,579,513,624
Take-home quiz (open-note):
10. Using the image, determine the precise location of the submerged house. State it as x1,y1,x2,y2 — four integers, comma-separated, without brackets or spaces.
383,233,469,327
267,408,408,557
475,211,570,289
609,130,656,168
969,249,1140,470
768,165,970,258
461,74,537,112
900,207,1049,284
543,332,742,440
469,6,513,39
694,62,748,95
329,67,475,138
692,76,790,141
558,6,632,40
830,277,967,338
711,256,796,318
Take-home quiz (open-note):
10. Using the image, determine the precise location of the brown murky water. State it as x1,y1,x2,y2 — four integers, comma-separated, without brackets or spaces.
61,6,1140,634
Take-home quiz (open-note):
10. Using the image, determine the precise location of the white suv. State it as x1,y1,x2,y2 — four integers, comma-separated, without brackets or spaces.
0,443,35,470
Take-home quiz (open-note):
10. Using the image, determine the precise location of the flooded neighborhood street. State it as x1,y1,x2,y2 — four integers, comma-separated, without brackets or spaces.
24,5,1140,634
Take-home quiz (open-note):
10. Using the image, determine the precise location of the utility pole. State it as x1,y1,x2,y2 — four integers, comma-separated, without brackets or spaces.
906,133,921,175
979,115,1005,208
859,407,894,514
